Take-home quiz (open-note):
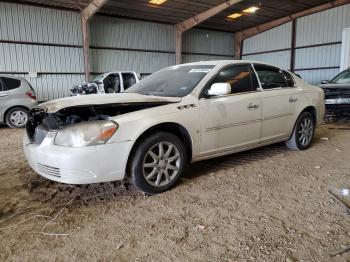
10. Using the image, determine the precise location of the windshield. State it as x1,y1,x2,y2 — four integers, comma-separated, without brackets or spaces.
330,70,350,84
126,65,215,97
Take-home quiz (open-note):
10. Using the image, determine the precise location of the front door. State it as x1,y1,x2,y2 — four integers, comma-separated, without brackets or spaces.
199,64,262,157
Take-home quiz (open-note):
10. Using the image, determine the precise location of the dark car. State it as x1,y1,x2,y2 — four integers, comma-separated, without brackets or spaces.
320,68,350,117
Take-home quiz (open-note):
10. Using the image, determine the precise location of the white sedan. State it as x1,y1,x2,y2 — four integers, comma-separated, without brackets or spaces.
23,61,325,194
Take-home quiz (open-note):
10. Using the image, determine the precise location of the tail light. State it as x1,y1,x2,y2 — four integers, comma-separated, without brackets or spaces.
26,91,37,101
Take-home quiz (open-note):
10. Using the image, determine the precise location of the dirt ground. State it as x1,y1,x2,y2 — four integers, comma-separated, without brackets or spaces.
0,122,350,262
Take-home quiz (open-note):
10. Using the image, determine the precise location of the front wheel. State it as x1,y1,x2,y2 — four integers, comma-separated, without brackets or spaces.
286,112,315,151
130,132,187,195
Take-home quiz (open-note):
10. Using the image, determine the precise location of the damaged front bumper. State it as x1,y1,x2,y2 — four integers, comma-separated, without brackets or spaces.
23,133,132,184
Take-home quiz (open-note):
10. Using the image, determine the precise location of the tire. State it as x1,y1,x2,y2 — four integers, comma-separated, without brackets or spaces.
130,132,187,195
285,111,315,151
5,107,30,128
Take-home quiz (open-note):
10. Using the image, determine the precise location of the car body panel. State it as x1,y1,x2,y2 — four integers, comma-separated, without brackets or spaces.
0,75,37,123
319,68,350,116
198,92,262,156
23,60,325,185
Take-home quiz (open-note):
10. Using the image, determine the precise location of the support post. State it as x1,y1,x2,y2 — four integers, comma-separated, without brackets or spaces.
175,26,183,65
290,19,297,72
234,33,243,60
82,17,90,81
81,0,109,81
175,0,242,64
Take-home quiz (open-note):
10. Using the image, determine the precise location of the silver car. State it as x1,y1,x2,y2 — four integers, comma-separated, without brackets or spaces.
0,75,37,128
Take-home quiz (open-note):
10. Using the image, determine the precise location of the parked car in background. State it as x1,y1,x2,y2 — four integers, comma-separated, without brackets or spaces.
320,68,350,117
0,75,37,128
71,71,139,96
24,61,324,194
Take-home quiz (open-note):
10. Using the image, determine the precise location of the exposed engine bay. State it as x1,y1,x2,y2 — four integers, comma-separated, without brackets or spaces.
26,102,169,144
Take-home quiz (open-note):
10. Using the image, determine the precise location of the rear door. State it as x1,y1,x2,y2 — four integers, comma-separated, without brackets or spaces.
198,64,262,156
254,64,299,142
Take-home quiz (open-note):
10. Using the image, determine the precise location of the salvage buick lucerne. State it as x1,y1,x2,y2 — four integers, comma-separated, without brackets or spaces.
23,61,325,194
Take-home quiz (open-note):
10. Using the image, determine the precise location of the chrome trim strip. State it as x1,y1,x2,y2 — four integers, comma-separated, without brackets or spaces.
205,119,262,132
263,113,293,121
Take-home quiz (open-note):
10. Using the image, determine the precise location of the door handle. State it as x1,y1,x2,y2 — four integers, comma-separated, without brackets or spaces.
0,94,8,98
289,97,298,103
247,103,260,110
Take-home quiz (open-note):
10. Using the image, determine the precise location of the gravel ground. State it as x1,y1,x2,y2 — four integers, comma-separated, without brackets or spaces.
0,122,349,262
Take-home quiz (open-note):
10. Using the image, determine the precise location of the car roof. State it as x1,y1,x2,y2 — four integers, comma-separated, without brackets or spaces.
178,60,286,69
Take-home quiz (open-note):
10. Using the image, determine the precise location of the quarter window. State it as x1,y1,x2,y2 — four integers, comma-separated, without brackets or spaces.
208,64,258,95
254,64,288,89
2,77,21,91
0,78,3,91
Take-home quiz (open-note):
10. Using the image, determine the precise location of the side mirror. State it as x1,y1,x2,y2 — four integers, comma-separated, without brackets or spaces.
207,83,231,97
322,80,329,84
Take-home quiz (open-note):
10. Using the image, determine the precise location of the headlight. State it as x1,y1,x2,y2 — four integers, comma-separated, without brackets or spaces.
54,121,118,148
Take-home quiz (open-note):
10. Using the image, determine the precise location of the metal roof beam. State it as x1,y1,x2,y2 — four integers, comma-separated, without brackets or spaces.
82,0,108,20
236,0,350,40
175,0,242,64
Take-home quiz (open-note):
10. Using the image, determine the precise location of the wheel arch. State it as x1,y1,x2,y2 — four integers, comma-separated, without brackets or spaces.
300,106,317,123
3,105,30,123
125,122,193,175
288,105,317,139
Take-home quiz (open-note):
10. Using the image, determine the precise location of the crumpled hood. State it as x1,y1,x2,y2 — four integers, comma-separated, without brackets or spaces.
319,83,350,90
39,93,182,113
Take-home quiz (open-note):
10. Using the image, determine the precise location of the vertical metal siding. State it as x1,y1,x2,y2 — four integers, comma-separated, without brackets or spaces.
183,29,234,56
90,17,235,73
183,54,233,64
0,2,82,45
0,43,83,73
90,16,174,52
0,2,84,101
242,51,291,70
295,44,342,69
296,69,340,85
296,3,350,47
243,22,292,54
91,49,175,74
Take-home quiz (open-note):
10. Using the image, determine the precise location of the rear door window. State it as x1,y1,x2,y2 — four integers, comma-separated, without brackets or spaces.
254,64,288,89
2,77,21,91
122,73,137,90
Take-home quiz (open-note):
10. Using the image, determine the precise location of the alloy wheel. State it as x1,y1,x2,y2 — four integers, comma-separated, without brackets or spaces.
298,117,314,147
142,142,181,187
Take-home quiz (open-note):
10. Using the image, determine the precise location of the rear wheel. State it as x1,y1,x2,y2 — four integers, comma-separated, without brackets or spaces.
130,132,186,195
5,107,29,128
286,111,315,151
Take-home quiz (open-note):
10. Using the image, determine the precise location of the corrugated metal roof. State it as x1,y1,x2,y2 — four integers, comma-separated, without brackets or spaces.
5,0,333,32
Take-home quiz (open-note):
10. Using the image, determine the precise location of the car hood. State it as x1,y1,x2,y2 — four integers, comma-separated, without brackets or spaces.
39,93,182,113
319,83,350,89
